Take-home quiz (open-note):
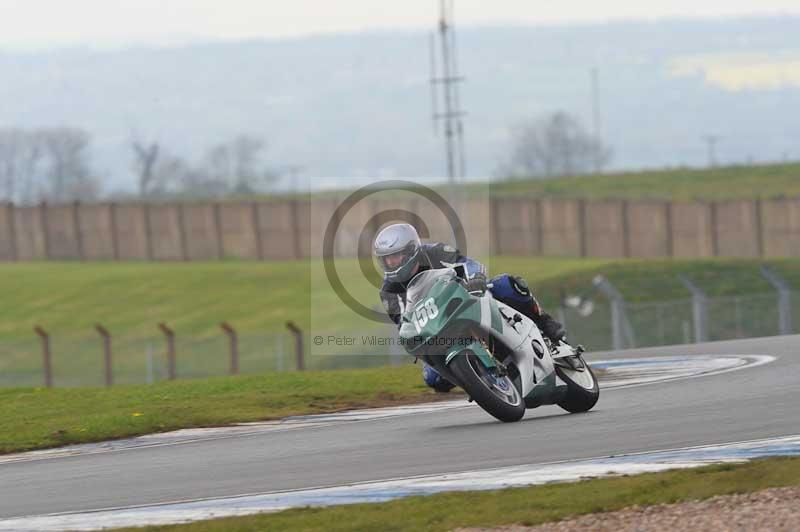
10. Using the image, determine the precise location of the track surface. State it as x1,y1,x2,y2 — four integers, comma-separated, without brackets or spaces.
1,335,798,519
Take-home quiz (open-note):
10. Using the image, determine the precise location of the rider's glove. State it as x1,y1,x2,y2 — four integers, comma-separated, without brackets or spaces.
464,272,488,295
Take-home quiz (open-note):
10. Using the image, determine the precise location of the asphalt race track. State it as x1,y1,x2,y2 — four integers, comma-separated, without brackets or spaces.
1,335,798,523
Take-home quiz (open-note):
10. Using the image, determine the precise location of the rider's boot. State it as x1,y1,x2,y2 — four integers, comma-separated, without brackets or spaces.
526,299,566,344
422,363,456,393
532,312,566,343
488,274,566,344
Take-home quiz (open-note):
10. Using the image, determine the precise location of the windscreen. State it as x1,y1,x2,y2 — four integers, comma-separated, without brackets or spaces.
405,268,455,308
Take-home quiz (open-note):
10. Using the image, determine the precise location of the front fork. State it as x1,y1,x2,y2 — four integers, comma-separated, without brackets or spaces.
551,342,587,371
419,338,500,389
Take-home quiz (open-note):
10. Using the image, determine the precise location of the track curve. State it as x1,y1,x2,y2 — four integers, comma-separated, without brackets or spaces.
1,335,798,522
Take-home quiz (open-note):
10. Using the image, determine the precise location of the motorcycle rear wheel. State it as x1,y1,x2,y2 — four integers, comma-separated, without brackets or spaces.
449,351,526,422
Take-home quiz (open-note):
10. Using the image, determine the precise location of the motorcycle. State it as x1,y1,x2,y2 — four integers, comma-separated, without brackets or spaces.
398,266,599,422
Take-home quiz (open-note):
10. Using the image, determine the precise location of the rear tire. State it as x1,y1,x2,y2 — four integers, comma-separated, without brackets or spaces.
555,357,600,413
449,351,526,422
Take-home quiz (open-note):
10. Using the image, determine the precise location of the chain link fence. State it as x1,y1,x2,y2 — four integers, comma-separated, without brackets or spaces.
562,289,797,352
1,284,796,388
0,324,410,388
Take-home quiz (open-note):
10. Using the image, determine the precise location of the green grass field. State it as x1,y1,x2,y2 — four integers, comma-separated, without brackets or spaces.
0,256,796,453
283,162,800,201
2,257,798,338
1,258,798,386
114,457,800,532
482,162,800,200
0,364,440,454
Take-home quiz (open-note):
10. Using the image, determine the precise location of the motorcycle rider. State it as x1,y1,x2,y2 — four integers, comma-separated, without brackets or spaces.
375,223,566,393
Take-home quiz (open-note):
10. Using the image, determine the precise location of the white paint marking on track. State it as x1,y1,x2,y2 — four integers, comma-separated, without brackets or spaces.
591,354,775,389
0,400,467,465
3,434,799,531
0,354,775,467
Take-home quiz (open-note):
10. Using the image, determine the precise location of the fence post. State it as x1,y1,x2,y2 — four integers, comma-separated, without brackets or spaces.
708,202,719,257
491,197,501,255
220,322,239,375
533,198,544,256
678,274,709,343
95,324,113,387
621,200,632,258
290,200,302,259
286,321,305,371
760,266,793,335
7,202,18,261
755,199,765,258
109,202,120,261
665,201,674,258
251,202,264,261
144,204,154,261
578,199,588,258
592,275,635,350
73,200,85,261
34,326,52,388
213,202,224,260
158,323,176,380
39,201,51,260
177,203,189,261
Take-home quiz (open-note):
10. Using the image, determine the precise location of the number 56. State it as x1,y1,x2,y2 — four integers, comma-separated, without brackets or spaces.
412,298,439,333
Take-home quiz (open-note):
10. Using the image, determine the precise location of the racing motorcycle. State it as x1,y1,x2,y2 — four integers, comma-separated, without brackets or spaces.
399,266,599,422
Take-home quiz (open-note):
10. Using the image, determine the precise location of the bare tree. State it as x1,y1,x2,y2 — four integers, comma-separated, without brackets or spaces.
62,175,101,201
193,134,276,196
175,164,226,198
40,127,97,201
131,139,160,198
205,143,234,191
501,111,612,179
0,128,45,203
230,135,265,193
0,129,23,200
127,134,277,200
152,153,189,197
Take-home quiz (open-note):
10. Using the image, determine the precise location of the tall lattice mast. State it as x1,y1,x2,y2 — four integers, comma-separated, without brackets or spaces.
430,0,466,184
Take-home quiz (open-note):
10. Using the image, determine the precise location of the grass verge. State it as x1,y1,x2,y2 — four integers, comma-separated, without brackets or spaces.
270,163,800,201
487,162,800,200
1,257,798,339
0,364,444,454
115,456,800,532
1,257,799,385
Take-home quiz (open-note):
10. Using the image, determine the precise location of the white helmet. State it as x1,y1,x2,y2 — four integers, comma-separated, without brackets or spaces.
373,223,422,284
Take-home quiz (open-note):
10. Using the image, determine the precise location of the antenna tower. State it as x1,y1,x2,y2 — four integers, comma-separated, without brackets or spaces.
430,0,466,184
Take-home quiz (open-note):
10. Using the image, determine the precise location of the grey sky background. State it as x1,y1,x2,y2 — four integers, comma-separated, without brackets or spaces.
2,2,799,191
2,0,800,49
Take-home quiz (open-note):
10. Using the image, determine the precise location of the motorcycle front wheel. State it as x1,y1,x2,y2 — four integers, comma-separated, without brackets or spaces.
555,356,600,413
449,351,526,423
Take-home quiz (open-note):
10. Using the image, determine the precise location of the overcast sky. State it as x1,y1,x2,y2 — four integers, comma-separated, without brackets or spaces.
2,0,799,49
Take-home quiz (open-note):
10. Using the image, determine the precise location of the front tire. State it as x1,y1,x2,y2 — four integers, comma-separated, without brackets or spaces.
449,351,526,422
555,357,599,413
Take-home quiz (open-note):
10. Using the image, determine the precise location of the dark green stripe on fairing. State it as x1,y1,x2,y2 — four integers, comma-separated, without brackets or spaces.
490,299,503,333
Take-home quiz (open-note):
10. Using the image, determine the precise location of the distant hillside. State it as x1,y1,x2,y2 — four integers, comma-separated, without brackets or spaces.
1,16,800,192
251,162,799,202
490,162,800,200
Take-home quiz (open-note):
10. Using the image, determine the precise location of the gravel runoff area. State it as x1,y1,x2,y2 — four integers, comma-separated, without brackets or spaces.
457,486,800,532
